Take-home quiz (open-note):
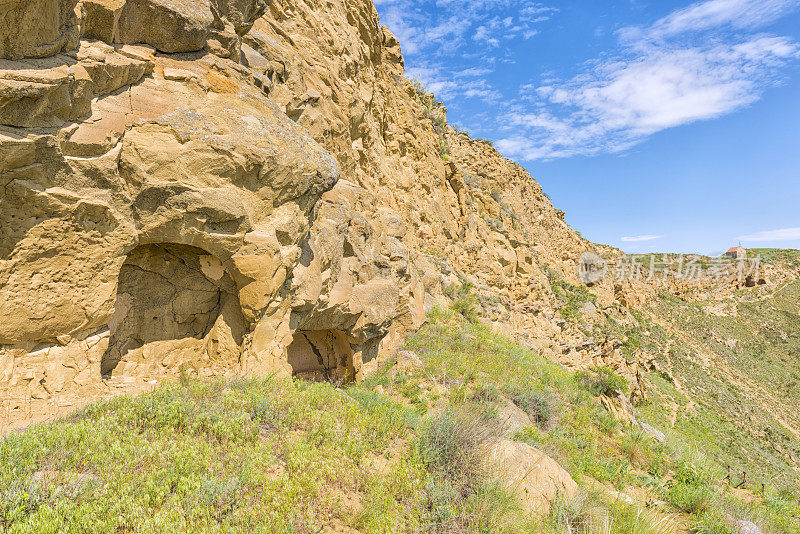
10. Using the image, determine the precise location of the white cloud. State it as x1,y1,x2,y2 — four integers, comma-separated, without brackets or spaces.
496,0,800,161
375,1,555,103
407,66,502,102
633,0,800,41
379,0,800,161
738,227,800,241
455,67,493,78
621,235,664,242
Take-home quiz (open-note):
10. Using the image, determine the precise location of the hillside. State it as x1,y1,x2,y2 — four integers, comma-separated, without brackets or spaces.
3,308,799,532
0,0,799,532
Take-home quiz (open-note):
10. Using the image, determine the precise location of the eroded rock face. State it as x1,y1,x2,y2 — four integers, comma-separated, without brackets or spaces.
1,0,599,427
0,0,80,59
0,37,344,419
80,0,267,57
102,243,245,377
0,41,153,128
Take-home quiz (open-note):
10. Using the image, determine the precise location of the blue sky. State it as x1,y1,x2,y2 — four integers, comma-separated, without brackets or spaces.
374,0,800,255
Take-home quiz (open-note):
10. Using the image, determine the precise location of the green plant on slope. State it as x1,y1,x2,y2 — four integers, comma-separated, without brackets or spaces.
409,78,451,160
418,403,491,494
445,279,479,322
542,492,594,533
417,402,530,533
7,300,800,532
605,500,681,534
0,377,428,533
542,264,597,320
506,386,558,428
578,366,630,397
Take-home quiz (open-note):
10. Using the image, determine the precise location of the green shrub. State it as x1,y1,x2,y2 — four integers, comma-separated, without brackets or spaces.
673,453,715,487
620,430,649,466
542,264,597,320
471,383,502,403
595,411,619,436
446,280,479,322
690,509,732,534
418,404,491,492
543,492,592,533
418,403,525,532
579,366,630,396
664,448,720,517
606,501,681,534
507,387,557,428
667,483,713,515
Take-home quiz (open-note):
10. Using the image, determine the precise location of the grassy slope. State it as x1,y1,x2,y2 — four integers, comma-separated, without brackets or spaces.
1,378,425,533
3,308,799,533
641,279,800,483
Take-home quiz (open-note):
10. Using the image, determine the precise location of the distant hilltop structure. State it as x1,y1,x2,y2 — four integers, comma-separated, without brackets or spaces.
725,246,747,259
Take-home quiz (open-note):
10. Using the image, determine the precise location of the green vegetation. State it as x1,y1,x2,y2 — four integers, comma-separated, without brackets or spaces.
643,279,800,486
578,366,631,397
506,386,557,428
417,404,528,532
0,378,426,532
2,305,799,532
542,264,597,321
443,279,479,322
405,309,800,532
748,248,800,268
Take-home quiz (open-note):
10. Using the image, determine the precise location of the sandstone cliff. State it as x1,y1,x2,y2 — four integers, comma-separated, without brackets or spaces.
0,0,625,427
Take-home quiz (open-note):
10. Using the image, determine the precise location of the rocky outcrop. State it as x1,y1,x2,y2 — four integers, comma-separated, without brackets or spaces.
0,43,341,408
0,41,153,128
0,0,80,59
0,0,334,421
482,437,579,517
80,0,267,58
0,0,598,426
81,0,214,53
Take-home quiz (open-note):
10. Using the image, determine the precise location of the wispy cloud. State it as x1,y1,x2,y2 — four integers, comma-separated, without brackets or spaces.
628,0,800,41
375,0,555,102
406,67,503,102
739,227,800,241
496,0,800,160
621,235,664,242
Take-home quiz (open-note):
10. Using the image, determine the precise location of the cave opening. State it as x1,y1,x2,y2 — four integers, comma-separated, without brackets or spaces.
101,243,240,377
286,329,355,382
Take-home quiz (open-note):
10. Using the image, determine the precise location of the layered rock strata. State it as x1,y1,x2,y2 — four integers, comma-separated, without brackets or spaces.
1,0,606,426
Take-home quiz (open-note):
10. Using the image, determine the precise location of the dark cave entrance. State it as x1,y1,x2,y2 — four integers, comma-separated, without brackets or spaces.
286,329,355,381
101,243,239,377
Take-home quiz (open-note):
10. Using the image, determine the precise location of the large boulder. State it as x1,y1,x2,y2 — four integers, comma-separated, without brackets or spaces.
80,0,267,57
0,0,80,59
496,398,534,437
81,0,213,53
482,437,578,517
